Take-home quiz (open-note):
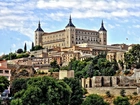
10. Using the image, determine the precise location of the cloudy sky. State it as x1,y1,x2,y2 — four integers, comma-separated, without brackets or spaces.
0,0,140,55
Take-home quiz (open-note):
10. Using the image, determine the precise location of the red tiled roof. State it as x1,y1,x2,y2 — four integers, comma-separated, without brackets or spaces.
0,67,10,70
0,60,6,63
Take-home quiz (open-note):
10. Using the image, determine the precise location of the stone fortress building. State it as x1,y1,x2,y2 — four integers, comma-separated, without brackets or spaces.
35,15,107,49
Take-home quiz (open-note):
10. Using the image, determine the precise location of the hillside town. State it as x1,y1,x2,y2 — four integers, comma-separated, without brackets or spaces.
0,16,140,105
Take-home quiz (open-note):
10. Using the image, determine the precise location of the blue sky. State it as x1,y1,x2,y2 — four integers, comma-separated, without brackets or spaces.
0,0,140,55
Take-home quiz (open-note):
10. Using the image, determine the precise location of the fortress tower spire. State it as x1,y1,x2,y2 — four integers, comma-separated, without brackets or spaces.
35,21,44,32
65,15,75,28
99,20,107,32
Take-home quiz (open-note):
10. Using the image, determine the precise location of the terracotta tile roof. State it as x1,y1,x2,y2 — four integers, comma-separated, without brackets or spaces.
0,67,9,69
0,60,6,63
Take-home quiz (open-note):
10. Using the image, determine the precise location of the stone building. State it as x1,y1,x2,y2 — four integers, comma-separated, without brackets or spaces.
35,16,107,49
81,69,140,95
0,60,11,81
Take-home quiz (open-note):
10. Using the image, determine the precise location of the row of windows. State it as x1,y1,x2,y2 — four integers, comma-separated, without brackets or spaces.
76,37,98,41
46,43,65,49
76,31,98,35
0,70,10,74
44,34,64,39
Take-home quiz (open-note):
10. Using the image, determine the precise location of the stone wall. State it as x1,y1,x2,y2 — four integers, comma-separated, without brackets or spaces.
87,87,137,96
59,70,74,79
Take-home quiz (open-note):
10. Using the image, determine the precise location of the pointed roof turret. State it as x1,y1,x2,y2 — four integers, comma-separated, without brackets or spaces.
99,20,107,32
35,21,44,32
65,15,75,28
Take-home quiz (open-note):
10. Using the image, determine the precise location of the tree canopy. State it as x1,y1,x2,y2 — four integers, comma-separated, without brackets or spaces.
11,76,71,105
113,96,130,105
65,54,118,79
82,94,109,105
63,77,83,105
30,45,44,51
124,44,140,69
0,76,9,93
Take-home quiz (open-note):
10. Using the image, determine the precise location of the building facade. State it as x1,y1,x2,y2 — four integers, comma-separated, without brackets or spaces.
0,60,11,81
35,16,107,49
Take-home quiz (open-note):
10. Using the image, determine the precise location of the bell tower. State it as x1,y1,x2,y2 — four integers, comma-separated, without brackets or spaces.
65,15,76,47
35,21,44,46
99,20,107,45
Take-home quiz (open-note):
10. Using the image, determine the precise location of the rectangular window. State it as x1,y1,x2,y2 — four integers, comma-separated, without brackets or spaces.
0,70,3,73
5,70,9,74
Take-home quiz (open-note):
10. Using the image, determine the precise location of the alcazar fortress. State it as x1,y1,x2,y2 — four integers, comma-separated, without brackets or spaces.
7,16,140,96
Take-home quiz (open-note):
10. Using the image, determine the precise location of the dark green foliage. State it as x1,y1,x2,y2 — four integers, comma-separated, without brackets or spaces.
12,76,71,105
31,42,34,51
118,60,124,69
120,89,126,97
17,49,23,53
68,53,117,78
60,66,69,70
50,60,60,69
30,45,43,51
124,70,130,75
11,78,29,96
63,78,83,105
82,88,88,95
24,43,27,52
1,52,29,60
133,92,138,96
17,53,29,58
49,60,60,72
0,76,9,93
82,94,109,105
10,98,23,105
106,91,111,97
124,44,140,69
113,96,130,105
135,101,140,105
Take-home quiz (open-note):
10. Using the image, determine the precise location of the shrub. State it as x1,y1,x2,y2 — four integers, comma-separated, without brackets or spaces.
124,70,130,75
133,92,138,96
120,89,126,97
106,91,111,97
135,101,140,105
113,96,130,105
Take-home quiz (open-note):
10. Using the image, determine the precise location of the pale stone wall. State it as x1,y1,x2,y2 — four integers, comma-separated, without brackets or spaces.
59,70,74,79
87,87,137,96
42,30,65,49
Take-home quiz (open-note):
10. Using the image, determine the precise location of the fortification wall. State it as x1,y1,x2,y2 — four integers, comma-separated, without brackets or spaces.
86,87,137,96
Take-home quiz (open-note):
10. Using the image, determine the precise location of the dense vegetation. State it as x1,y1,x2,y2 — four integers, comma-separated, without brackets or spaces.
82,94,109,105
10,77,84,105
124,44,140,69
59,54,119,79
0,76,9,93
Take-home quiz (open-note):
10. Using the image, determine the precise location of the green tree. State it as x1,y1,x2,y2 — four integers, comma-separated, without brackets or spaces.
106,91,111,97
82,94,109,105
10,98,23,105
63,78,83,105
17,49,23,54
11,78,29,96
113,96,130,105
12,76,71,105
135,101,140,105
24,43,27,52
50,60,60,69
120,89,126,97
124,44,140,69
0,76,9,93
30,45,43,51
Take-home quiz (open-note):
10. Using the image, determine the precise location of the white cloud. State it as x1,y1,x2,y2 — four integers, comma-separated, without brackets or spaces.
133,25,140,28
36,0,140,19
0,0,140,41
